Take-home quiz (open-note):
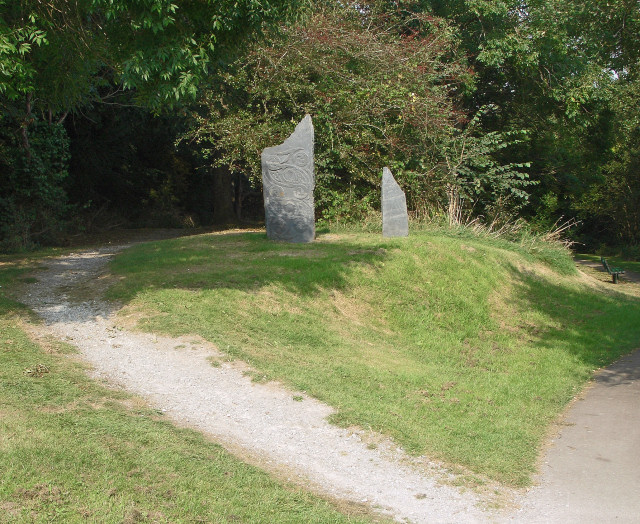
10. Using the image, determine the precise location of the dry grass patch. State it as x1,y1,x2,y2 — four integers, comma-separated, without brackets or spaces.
21,324,76,356
252,288,306,316
329,289,370,327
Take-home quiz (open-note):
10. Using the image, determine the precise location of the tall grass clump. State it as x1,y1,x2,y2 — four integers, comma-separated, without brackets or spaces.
412,213,579,275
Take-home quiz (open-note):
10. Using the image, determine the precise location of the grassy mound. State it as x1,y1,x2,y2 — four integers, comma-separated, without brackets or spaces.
107,229,640,487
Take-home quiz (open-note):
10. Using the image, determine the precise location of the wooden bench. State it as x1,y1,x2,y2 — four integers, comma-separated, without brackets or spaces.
601,257,625,284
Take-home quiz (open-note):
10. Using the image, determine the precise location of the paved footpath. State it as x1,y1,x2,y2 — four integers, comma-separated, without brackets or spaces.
506,348,640,523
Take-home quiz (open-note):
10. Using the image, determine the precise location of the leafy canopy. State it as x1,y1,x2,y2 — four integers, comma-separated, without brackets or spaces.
0,0,307,114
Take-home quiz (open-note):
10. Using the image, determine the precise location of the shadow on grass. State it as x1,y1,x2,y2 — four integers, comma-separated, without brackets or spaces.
108,231,394,303
0,263,38,316
508,264,640,374
110,233,640,374
13,231,394,327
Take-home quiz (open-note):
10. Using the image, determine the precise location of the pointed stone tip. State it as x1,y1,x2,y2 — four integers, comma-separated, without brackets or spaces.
291,114,313,137
298,114,313,132
382,167,401,192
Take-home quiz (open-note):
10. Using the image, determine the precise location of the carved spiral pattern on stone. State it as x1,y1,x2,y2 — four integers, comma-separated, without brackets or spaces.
261,116,315,243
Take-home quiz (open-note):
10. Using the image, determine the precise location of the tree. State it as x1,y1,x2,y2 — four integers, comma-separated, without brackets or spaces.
575,69,640,249
0,0,306,248
412,0,639,245
439,107,532,225
2,0,306,113
0,0,47,100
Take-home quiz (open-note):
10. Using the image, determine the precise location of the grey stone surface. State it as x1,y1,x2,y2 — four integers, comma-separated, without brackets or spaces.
382,167,409,237
261,115,315,243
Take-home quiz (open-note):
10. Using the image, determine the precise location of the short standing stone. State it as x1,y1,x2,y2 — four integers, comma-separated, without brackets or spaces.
382,167,409,237
261,115,315,243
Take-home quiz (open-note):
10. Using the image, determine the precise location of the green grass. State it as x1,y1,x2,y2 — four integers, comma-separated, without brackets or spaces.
577,253,640,274
0,257,374,523
106,230,640,487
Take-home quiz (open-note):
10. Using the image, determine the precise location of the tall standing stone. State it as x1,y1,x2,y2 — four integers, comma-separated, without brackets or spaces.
261,115,315,243
382,167,409,237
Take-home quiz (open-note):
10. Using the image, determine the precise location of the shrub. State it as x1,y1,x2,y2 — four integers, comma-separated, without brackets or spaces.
0,119,70,251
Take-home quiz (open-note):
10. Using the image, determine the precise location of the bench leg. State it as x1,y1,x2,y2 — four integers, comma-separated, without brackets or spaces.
613,273,619,284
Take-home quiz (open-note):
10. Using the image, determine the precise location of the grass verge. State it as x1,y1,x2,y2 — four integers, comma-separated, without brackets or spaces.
577,253,640,276
107,230,640,487
0,257,373,523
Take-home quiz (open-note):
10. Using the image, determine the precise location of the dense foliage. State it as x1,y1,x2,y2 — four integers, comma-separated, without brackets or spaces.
0,119,69,249
1,0,639,252
417,0,640,247
0,0,304,249
188,5,466,221
188,4,533,223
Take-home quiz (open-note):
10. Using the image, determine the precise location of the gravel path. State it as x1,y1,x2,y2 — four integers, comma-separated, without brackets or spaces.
21,244,499,523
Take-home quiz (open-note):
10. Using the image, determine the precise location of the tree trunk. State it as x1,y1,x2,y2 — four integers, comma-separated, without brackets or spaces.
447,184,462,226
234,174,243,220
20,94,33,161
212,167,236,224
